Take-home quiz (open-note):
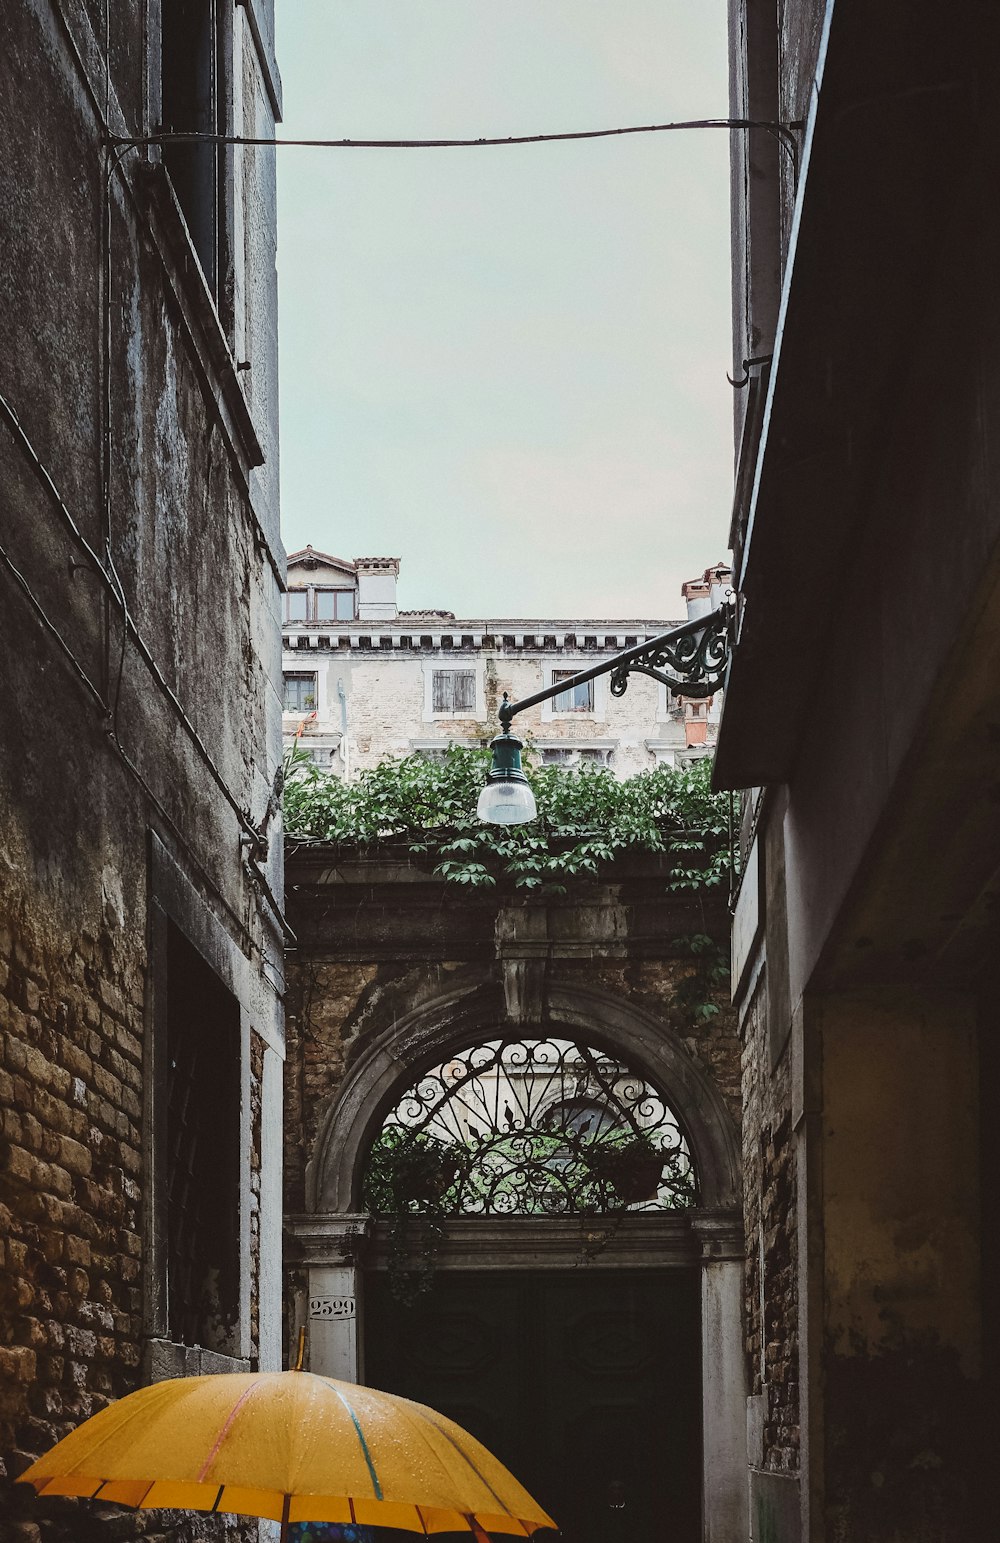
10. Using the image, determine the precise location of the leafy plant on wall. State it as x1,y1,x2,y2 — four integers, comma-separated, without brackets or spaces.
283,743,731,897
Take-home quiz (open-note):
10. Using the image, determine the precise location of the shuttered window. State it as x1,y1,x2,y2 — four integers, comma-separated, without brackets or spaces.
432,670,476,713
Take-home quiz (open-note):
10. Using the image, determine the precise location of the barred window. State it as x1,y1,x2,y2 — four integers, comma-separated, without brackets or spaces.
432,669,476,713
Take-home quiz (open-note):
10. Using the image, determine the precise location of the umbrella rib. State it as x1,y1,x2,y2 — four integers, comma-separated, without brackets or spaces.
327,1385,384,1500
418,1414,514,1517
196,1380,262,1483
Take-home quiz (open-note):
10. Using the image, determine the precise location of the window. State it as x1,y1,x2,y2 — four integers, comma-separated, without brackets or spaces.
285,588,354,623
552,670,594,713
314,589,355,621
432,669,476,714
165,922,240,1353
160,0,223,293
542,748,574,766
362,1034,698,1216
283,672,317,712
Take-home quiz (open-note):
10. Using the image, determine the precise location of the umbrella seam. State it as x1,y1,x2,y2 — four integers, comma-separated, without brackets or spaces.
323,1383,384,1501
196,1380,263,1483
417,1415,514,1517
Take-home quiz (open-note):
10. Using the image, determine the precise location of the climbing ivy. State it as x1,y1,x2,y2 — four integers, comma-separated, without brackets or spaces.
283,743,731,896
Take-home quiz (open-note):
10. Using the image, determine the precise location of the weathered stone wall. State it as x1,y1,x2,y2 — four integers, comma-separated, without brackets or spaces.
740,979,797,1473
282,851,740,1220
0,2,284,1538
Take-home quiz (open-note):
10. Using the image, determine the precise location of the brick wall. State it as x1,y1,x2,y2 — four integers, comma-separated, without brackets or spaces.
741,977,798,1471
0,918,143,1477
0,899,267,1543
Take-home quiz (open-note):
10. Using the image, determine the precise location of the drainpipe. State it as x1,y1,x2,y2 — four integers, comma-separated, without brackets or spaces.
337,678,350,780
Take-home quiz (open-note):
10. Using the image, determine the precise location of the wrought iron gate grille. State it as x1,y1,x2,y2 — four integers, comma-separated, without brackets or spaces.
362,1035,698,1216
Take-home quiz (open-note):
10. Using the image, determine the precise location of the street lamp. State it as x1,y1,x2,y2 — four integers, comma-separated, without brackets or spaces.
478,602,733,825
476,724,537,824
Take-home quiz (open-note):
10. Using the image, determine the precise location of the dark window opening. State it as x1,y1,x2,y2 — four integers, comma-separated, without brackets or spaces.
432,669,476,714
165,922,240,1354
160,0,221,293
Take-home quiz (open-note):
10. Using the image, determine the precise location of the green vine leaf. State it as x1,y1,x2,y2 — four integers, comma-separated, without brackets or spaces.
283,742,733,894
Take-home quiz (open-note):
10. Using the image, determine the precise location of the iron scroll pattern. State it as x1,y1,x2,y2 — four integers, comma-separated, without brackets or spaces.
609,604,730,701
362,1036,699,1217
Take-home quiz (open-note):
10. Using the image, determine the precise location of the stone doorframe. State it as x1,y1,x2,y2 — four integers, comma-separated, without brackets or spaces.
288,982,747,1543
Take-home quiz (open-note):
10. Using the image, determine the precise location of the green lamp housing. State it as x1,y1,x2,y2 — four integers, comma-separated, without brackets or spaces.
477,729,537,825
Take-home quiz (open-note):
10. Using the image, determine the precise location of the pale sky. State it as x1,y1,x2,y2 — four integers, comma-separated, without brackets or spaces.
275,1,733,619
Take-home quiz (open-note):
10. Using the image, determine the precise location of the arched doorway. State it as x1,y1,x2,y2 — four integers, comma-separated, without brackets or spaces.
290,984,746,1543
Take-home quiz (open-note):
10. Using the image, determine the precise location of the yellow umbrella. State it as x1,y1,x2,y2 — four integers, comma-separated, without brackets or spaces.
17,1367,555,1541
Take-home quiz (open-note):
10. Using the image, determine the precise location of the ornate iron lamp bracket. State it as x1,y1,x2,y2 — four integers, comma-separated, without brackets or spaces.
497,601,733,732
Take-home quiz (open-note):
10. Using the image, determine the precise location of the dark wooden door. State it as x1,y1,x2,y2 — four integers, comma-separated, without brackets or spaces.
365,1270,701,1543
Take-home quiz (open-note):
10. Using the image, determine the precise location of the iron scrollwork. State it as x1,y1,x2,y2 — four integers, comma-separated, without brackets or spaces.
609,604,730,701
363,1035,699,1218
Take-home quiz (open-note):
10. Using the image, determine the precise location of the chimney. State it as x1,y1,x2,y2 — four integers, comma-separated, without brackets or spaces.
354,557,400,621
682,562,733,621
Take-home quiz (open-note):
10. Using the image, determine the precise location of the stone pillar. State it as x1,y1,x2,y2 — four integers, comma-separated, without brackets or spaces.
693,1214,748,1543
287,1215,372,1383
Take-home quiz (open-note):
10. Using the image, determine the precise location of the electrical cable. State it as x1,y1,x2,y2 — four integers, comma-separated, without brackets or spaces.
111,116,803,171
0,382,269,852
0,535,286,991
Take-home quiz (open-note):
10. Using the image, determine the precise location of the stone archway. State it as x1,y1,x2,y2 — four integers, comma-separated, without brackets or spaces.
307,980,741,1213
290,979,747,1542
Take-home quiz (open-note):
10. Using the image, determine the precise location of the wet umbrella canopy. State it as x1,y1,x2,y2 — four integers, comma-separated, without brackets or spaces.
17,1369,555,1540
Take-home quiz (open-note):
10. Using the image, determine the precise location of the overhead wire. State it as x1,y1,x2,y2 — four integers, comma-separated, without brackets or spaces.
110,116,803,173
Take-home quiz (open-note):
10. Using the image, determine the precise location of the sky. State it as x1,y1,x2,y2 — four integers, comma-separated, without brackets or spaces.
275,1,733,620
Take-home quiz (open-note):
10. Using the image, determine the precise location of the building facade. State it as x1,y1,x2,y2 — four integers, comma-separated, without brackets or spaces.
1,4,284,1537
283,847,744,1543
720,2,998,1539
281,548,729,778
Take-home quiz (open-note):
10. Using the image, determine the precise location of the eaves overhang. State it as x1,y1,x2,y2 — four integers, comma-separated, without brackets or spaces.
713,0,985,791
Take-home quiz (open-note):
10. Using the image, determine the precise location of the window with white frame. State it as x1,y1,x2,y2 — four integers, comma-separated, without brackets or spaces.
283,672,317,712
432,669,476,714
551,670,594,713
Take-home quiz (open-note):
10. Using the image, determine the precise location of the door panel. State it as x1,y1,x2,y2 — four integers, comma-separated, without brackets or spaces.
365,1270,701,1543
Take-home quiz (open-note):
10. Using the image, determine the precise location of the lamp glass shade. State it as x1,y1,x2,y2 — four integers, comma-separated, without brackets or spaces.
477,778,537,825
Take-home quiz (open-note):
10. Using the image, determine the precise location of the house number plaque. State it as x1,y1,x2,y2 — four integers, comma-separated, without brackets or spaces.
309,1296,356,1320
